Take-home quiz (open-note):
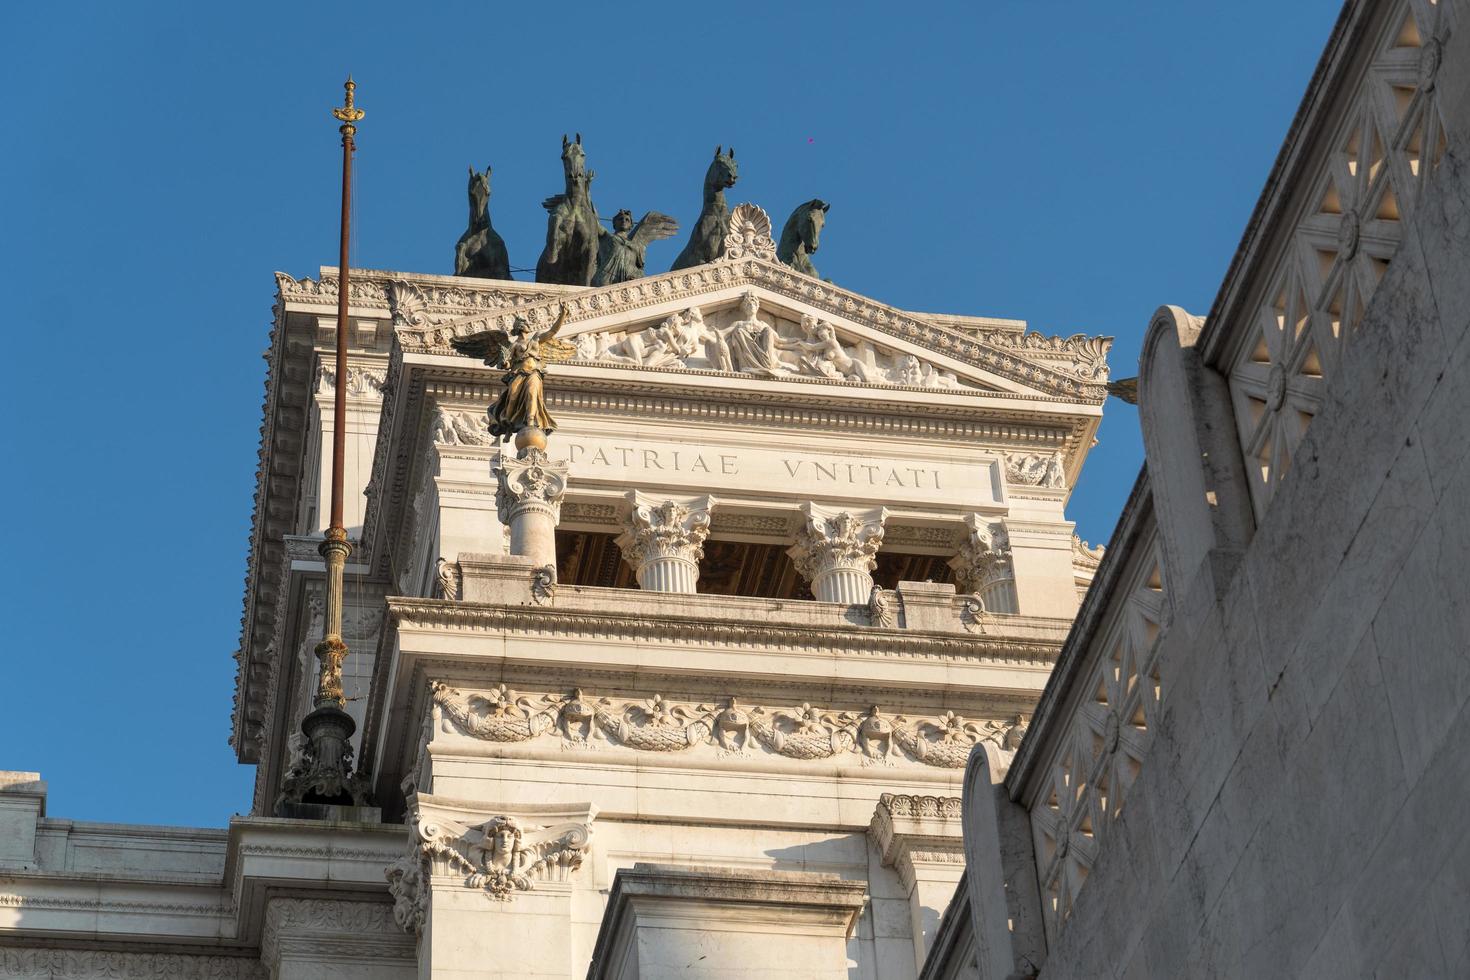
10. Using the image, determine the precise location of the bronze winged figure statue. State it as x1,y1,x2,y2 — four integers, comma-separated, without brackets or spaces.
593,209,680,286
450,305,577,451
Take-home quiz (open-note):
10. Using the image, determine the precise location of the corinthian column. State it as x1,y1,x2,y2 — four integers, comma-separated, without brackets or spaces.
788,504,888,604
493,449,568,570
616,493,716,593
948,515,1017,614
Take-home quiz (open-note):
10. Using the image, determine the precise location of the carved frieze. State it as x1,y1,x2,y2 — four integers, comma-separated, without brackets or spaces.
0,948,265,979
384,262,1109,399
567,295,971,392
430,682,1023,770
1004,451,1067,488
431,408,494,447
315,364,387,397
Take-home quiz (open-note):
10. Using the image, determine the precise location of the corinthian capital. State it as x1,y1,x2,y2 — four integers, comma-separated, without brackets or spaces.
616,493,717,593
948,515,1016,613
788,503,888,604
493,449,569,524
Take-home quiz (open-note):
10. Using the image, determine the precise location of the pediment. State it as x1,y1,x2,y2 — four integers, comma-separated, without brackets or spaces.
393,253,1109,402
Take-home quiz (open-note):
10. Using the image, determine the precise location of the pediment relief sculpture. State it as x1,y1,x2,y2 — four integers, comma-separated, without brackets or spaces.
567,291,973,391
363,265,1108,399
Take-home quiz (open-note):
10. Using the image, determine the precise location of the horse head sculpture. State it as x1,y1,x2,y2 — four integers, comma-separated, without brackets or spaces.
467,165,490,219
705,145,738,195
671,145,740,270
561,132,589,184
777,199,830,278
455,165,510,280
536,134,600,285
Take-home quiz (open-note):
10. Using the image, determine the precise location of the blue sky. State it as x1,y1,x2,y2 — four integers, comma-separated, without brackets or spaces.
0,1,1341,826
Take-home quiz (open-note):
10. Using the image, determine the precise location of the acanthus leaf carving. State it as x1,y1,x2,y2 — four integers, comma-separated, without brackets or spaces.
788,507,886,581
494,450,568,525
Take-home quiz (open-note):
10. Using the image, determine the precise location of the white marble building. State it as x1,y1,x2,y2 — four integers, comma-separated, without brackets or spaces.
927,0,1470,976
0,207,1111,977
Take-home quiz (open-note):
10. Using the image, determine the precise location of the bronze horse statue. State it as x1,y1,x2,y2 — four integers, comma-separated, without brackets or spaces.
671,146,739,270
777,199,830,278
536,134,601,285
454,166,511,280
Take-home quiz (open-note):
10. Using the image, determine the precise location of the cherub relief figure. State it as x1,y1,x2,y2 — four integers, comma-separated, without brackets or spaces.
593,209,679,286
786,314,885,383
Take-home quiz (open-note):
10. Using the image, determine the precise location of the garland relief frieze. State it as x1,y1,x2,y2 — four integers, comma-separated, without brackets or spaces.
429,682,1025,770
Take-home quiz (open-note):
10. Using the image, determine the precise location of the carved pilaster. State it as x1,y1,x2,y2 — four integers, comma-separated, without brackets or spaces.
493,449,568,570
787,504,887,604
262,898,412,978
389,793,597,947
615,493,716,593
868,793,967,970
948,515,1017,614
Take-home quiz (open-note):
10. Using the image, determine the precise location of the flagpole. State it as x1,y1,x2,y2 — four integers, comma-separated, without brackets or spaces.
278,76,371,813
318,76,362,712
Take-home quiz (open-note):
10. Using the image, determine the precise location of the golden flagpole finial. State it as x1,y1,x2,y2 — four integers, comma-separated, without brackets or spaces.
331,76,365,137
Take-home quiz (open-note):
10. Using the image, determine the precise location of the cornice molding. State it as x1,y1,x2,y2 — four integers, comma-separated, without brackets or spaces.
387,597,1063,665
392,257,1109,400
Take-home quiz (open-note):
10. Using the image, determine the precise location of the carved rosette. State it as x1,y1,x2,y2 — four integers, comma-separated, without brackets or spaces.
428,684,1014,769
722,203,778,261
493,449,569,524
788,504,888,604
615,493,716,593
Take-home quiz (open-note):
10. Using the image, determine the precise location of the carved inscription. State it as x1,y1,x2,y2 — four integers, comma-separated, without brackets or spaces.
559,436,995,505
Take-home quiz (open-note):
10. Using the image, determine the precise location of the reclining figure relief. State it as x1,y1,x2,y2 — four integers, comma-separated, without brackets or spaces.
570,291,966,390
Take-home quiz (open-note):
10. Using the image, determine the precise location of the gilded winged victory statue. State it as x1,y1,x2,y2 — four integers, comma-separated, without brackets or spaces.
450,306,576,451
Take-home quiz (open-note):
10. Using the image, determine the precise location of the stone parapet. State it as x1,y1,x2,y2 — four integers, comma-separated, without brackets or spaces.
587,864,867,980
